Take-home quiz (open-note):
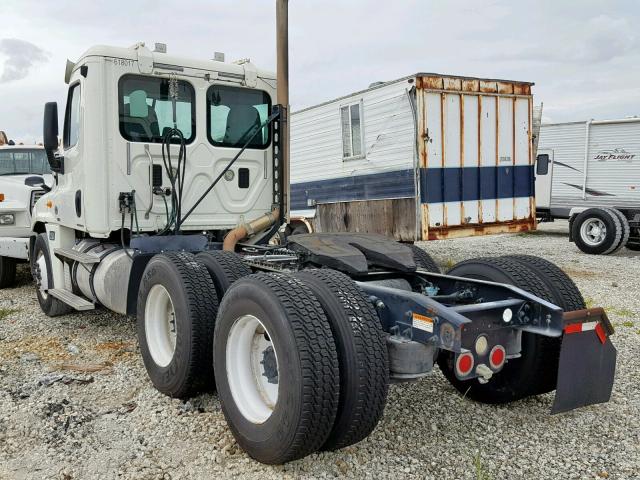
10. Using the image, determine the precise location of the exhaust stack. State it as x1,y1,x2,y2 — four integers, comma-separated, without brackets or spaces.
276,0,290,219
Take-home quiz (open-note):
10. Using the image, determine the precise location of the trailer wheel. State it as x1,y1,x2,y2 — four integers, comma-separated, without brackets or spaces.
195,250,251,299
213,273,339,464
0,256,17,288
32,233,73,317
408,244,440,273
137,252,218,398
626,241,640,251
572,208,622,255
501,255,586,394
295,269,388,451
438,257,557,404
604,208,630,252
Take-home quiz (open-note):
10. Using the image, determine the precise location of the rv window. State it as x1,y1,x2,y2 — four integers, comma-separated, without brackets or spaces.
536,154,549,175
207,85,271,149
341,102,363,159
119,75,196,144
63,83,81,150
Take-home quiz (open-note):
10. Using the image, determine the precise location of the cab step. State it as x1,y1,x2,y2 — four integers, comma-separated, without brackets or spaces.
54,247,101,264
48,289,95,311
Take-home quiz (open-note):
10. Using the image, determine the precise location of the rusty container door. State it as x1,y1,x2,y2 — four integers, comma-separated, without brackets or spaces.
416,75,536,240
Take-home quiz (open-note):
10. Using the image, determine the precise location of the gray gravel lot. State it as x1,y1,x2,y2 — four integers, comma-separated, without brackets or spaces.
1,221,639,479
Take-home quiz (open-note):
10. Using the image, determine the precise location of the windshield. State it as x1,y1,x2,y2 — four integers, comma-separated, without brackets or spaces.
0,149,51,175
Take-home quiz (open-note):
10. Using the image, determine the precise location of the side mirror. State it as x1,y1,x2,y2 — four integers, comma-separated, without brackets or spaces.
43,102,64,174
536,153,549,175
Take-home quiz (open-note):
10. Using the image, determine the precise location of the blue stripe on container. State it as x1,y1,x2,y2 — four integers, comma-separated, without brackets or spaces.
290,165,534,210
290,169,415,211
420,165,533,203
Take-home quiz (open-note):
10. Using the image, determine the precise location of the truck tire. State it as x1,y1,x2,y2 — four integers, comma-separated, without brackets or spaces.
408,244,440,273
626,241,640,251
0,256,17,288
137,252,218,398
295,269,388,451
501,255,586,394
195,250,251,299
213,273,339,464
32,233,73,317
572,208,622,255
437,257,557,404
604,208,630,252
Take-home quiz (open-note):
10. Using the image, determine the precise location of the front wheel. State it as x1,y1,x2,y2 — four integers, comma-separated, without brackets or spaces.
0,256,17,288
31,233,72,317
214,273,340,464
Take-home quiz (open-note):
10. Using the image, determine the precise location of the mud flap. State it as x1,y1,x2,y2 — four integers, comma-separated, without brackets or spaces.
551,308,617,414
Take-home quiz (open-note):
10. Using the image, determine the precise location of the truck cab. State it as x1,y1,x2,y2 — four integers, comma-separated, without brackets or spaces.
0,145,52,287
35,43,277,239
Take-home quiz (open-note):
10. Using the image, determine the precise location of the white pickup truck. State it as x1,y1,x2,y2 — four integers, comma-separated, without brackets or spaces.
0,145,52,287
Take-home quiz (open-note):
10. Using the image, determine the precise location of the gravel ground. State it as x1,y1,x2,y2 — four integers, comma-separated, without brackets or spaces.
1,220,638,480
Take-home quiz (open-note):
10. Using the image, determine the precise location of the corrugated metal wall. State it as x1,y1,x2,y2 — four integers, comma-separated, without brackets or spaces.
416,75,535,239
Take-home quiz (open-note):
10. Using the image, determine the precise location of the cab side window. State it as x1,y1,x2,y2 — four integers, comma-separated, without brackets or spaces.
63,83,81,149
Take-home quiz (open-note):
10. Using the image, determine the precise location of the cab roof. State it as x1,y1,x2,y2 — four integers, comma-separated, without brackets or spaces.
75,43,276,81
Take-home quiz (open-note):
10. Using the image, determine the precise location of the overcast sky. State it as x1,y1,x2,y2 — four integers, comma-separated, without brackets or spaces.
1,0,639,143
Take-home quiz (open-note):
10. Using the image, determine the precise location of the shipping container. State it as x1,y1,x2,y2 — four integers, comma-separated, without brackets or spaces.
289,73,537,241
535,118,640,253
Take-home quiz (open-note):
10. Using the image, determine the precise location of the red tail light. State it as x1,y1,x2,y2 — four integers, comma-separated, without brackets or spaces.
489,345,506,370
455,352,474,377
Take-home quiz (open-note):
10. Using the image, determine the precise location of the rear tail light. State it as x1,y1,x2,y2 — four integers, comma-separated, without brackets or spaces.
455,352,474,377
489,345,506,370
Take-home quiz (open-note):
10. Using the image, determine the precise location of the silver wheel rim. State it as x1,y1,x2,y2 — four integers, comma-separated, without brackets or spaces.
580,218,607,246
35,250,49,299
226,315,279,424
145,284,177,368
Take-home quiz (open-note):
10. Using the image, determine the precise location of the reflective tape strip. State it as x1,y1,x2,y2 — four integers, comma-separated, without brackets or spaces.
564,321,608,343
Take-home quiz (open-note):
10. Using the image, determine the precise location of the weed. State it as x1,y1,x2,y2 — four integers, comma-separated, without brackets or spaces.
0,308,19,321
621,321,634,328
473,453,493,480
584,297,596,309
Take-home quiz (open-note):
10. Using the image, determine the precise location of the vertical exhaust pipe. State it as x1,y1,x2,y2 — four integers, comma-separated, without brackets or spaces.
222,1,290,251
276,0,290,220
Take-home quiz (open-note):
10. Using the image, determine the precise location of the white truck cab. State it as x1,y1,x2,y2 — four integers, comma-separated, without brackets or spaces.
0,145,52,287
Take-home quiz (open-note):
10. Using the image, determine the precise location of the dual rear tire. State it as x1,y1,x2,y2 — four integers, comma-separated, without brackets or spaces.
438,255,583,404
137,251,388,463
572,207,630,254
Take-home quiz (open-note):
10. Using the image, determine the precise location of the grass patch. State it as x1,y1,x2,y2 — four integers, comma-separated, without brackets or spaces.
584,297,596,309
444,258,456,270
621,321,634,328
473,453,493,480
607,307,634,318
0,307,19,321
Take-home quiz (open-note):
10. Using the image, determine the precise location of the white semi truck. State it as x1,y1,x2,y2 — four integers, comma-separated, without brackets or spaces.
27,0,616,465
535,118,640,254
0,145,52,287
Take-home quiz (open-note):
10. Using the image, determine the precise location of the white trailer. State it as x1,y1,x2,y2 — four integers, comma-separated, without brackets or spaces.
535,118,640,253
0,145,52,286
289,74,538,241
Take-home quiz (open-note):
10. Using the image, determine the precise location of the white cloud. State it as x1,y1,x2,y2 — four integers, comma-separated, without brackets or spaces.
0,0,638,142
0,38,49,83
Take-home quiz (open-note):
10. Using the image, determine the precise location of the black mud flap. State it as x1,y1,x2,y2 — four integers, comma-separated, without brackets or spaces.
551,308,617,414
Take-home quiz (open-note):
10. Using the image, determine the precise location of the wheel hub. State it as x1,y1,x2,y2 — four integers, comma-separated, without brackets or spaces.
260,345,278,384
581,218,607,246
144,284,177,368
226,315,279,424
